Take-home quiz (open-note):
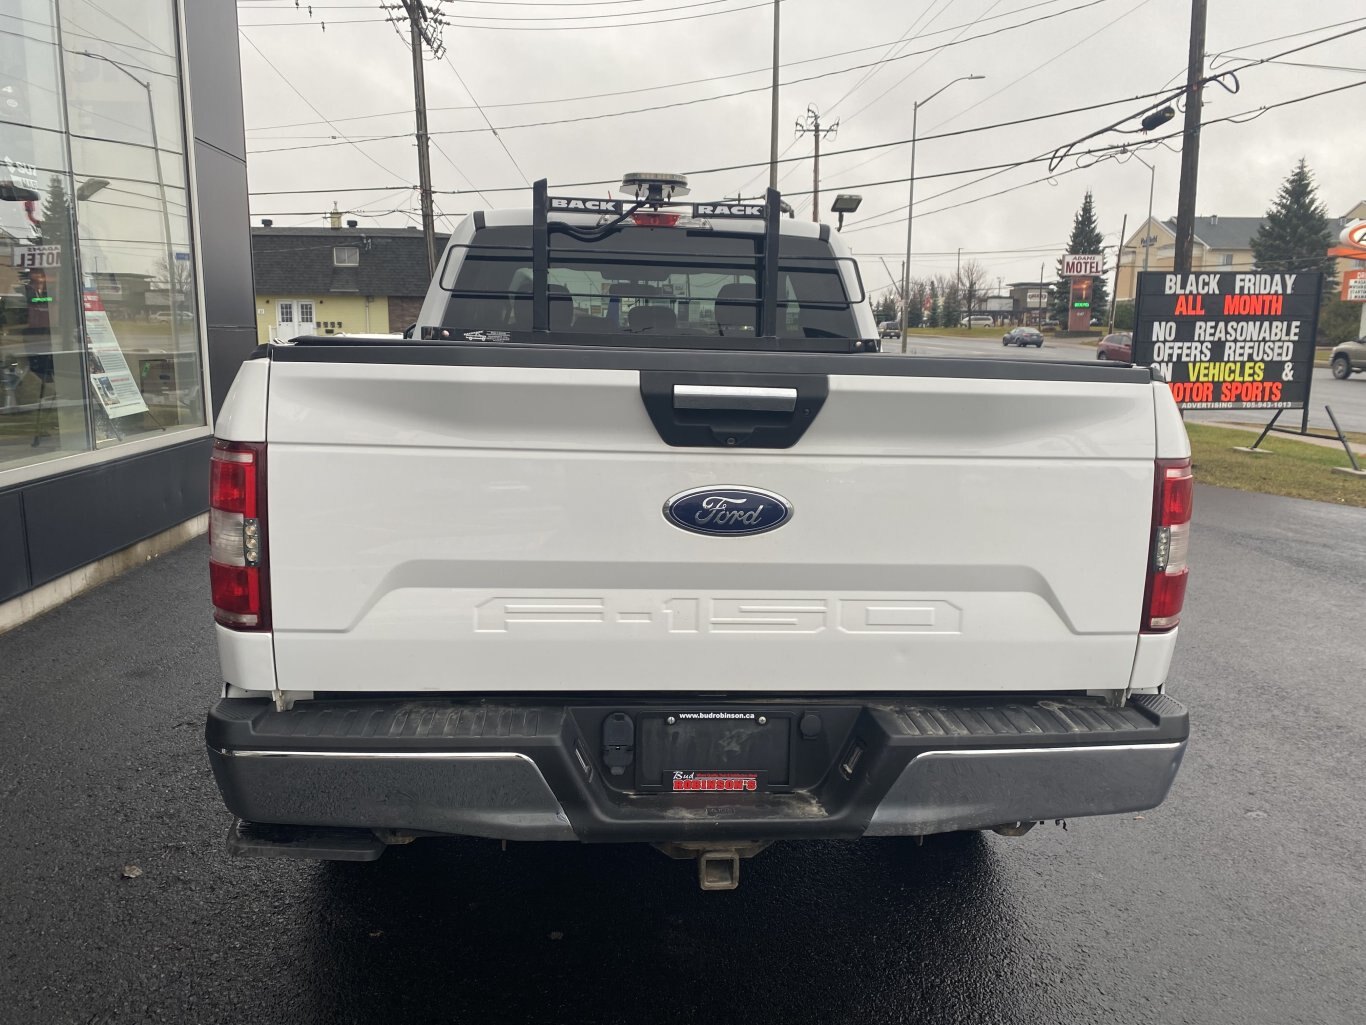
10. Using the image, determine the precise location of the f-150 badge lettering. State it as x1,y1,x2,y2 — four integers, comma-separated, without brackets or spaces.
664,487,791,536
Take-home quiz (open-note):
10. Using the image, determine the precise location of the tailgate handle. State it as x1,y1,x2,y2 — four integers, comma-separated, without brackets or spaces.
673,385,797,413
641,371,828,449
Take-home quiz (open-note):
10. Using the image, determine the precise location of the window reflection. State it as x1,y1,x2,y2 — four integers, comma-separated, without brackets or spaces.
1,0,205,474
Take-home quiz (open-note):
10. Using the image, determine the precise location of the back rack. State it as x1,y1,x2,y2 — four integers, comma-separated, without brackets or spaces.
530,177,783,339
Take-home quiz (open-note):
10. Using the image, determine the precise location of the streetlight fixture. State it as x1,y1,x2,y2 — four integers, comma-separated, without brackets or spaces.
831,193,862,231
76,178,110,202
900,75,985,347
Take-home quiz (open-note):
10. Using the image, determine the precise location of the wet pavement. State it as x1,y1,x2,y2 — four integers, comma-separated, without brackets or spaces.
1,485,1363,1025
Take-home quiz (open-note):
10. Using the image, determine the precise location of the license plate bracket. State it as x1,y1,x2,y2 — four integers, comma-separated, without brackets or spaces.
637,712,791,791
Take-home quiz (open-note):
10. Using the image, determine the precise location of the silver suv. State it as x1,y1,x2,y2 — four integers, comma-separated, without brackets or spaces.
1331,338,1365,379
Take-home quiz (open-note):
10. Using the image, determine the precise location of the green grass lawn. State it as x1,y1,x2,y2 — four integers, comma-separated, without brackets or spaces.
1186,423,1365,508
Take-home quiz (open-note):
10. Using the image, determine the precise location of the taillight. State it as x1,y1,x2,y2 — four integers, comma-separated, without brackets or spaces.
210,440,268,630
1143,457,1192,632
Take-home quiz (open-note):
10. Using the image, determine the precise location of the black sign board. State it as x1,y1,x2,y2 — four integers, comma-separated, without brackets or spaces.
1132,271,1321,410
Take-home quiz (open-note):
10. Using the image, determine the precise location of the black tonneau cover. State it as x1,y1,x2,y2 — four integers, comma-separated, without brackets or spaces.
258,339,1159,385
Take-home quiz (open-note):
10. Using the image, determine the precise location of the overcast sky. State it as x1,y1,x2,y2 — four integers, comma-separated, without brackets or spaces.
236,0,1366,293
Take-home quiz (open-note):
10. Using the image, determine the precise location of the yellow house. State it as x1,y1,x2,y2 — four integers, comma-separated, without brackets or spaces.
1119,204,1366,302
1115,215,1264,302
251,225,447,344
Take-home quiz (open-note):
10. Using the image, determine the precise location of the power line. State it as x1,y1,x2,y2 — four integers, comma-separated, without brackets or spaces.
845,78,1366,235
830,27,1366,234
1208,14,1366,61
243,0,1091,132
429,138,493,203
247,71,1364,208
239,0,776,30
438,52,531,185
249,83,1181,162
428,0,745,21
924,0,1155,132
236,29,412,185
245,0,1139,153
245,88,1185,199
841,0,1010,125
240,0,712,6
826,0,960,117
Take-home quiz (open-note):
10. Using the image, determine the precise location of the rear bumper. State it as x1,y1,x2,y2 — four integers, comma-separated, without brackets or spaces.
206,693,1188,844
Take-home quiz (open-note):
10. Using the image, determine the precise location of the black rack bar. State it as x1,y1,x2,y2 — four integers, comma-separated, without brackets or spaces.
531,177,549,333
760,187,780,339
527,179,800,342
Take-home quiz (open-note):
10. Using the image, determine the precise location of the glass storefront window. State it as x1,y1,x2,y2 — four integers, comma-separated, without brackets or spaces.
1,0,205,475
1,2,88,471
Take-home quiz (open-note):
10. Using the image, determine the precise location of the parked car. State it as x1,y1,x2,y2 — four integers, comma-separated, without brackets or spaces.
1097,332,1133,361
1330,337,1365,379
960,314,993,328
151,309,195,323
1002,326,1043,347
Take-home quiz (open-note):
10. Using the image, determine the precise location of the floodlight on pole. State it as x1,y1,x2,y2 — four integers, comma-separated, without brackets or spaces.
900,75,984,348
831,193,861,231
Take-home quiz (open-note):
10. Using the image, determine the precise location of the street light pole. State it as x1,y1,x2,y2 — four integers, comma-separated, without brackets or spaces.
900,74,984,349
81,53,178,327
956,246,962,328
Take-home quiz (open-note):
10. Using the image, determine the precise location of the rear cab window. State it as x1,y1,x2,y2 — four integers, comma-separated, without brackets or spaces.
436,225,862,342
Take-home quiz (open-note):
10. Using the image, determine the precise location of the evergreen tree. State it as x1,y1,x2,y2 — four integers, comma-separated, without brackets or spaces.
926,279,940,328
38,176,79,347
873,292,898,323
941,279,962,327
1054,190,1108,326
908,280,927,328
1250,159,1335,295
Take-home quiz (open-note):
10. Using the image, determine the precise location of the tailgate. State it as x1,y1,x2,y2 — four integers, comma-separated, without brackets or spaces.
262,346,1159,694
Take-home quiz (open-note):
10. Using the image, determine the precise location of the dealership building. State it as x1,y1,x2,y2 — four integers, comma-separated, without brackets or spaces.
1,0,253,622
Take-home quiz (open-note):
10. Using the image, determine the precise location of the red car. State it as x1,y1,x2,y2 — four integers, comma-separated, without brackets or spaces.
1097,332,1132,361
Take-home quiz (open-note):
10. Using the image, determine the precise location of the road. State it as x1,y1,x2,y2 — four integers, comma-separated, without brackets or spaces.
2,488,1364,1025
894,333,1366,434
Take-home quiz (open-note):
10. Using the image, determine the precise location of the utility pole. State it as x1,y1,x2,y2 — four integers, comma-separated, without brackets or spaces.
794,106,837,223
1110,213,1127,333
397,0,443,276
1039,260,1045,326
1173,0,1207,275
956,247,963,327
768,1,780,190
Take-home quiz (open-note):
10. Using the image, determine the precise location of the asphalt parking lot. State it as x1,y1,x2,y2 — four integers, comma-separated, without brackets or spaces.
1,485,1363,1025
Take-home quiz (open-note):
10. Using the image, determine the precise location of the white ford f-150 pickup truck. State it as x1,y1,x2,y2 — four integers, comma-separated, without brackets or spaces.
206,174,1190,889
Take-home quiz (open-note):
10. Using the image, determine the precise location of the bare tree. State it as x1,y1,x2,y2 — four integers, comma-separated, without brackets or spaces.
959,259,991,323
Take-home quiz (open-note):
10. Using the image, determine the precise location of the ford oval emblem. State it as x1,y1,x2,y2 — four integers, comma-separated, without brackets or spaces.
663,486,792,537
